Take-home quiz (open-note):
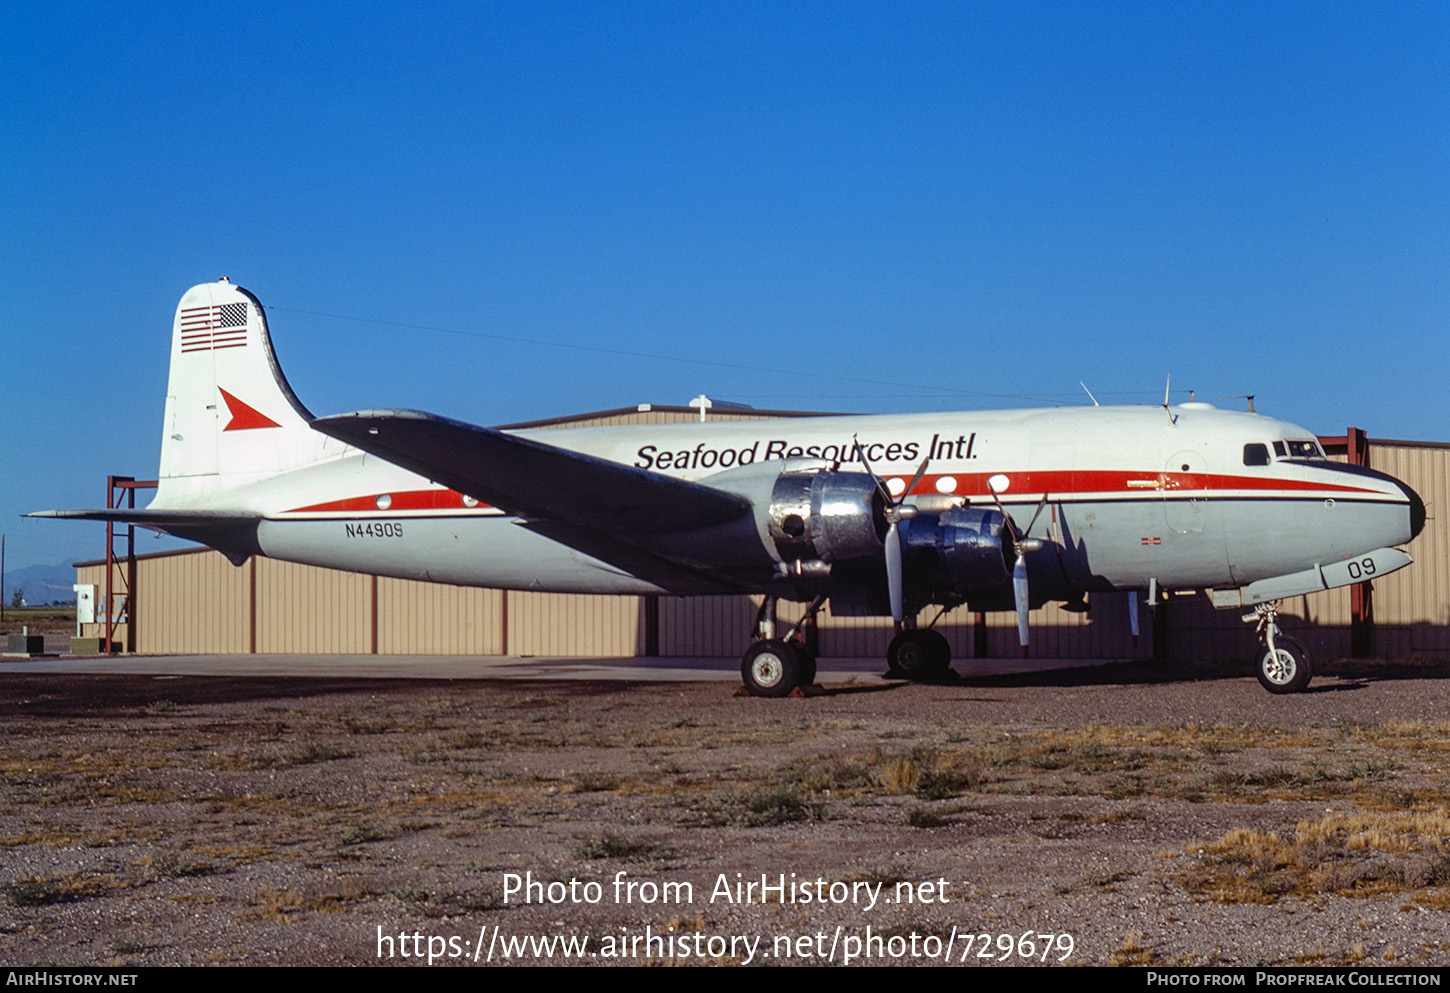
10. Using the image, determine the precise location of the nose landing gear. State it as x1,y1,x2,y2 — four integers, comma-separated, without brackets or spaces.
1249,601,1313,694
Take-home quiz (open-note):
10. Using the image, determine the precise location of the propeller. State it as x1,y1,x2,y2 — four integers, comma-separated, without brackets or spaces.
854,436,930,625
986,474,1048,655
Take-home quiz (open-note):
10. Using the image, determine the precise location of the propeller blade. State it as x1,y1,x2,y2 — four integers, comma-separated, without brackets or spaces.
902,455,931,502
1013,552,1030,653
853,434,892,503
1023,491,1051,534
986,475,1022,540
886,521,904,623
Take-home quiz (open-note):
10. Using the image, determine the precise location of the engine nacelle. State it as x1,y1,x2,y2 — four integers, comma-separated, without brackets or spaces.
902,506,1013,593
767,469,886,565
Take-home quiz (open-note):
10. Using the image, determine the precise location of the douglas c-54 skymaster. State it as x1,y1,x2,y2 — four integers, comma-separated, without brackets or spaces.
36,280,1425,695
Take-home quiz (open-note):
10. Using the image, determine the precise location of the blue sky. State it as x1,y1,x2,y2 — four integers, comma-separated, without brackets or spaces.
2,1,1447,573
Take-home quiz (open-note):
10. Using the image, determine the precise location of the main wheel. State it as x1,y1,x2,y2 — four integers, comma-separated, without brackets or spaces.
886,629,951,679
1255,636,1313,694
794,645,817,687
741,639,804,697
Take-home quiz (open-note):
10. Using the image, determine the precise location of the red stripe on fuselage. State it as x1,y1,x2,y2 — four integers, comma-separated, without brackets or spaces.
282,468,1383,519
892,469,1381,498
287,489,495,514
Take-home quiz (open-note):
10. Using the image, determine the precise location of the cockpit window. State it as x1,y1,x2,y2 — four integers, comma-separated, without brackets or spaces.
1284,439,1325,459
1273,441,1287,457
1243,443,1270,466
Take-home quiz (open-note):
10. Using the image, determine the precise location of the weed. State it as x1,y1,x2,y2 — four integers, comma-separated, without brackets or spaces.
338,823,392,846
692,785,825,827
282,742,355,765
572,833,654,861
1108,932,1159,966
1078,869,1131,890
775,755,875,794
872,746,981,799
153,855,219,879
742,785,821,826
4,874,103,906
1182,810,1450,904
569,771,618,793
449,731,488,749
906,806,944,828
144,700,177,715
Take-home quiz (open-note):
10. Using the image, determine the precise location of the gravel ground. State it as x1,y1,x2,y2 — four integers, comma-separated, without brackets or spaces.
1,660,1448,967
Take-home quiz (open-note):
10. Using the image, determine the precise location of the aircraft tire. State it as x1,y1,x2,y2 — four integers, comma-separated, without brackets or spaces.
886,629,951,680
741,639,803,698
795,645,817,687
1255,636,1313,694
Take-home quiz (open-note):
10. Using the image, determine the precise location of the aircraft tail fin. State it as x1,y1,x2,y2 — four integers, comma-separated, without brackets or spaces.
155,279,332,506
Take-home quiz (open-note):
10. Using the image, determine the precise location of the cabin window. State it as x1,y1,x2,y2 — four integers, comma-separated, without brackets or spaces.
1243,443,1270,466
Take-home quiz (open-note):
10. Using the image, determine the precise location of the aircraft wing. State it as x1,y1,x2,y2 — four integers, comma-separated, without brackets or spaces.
311,409,752,535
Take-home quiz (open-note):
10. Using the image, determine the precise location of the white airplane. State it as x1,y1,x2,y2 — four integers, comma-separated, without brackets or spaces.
37,280,1425,696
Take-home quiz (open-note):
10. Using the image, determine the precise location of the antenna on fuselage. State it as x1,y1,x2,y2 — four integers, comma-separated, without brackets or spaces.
1162,375,1177,426
1223,394,1257,413
1080,382,1100,407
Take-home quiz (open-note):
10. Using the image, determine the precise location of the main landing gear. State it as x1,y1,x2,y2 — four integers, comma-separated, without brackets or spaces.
738,597,958,697
740,595,820,698
1249,601,1313,694
885,627,951,680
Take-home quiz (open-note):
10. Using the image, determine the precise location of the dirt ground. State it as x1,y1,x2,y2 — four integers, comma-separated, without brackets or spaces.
2,660,1449,967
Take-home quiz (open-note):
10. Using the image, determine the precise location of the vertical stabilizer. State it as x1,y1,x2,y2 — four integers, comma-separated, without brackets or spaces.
155,279,331,506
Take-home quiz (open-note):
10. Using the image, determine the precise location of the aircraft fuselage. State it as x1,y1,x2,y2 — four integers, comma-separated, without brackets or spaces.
218,404,1420,606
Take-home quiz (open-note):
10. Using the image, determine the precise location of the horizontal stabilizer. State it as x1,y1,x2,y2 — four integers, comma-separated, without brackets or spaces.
312,409,751,534
28,509,259,527
28,509,262,565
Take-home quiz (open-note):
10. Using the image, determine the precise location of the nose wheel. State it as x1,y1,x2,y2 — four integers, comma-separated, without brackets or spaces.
1250,602,1313,694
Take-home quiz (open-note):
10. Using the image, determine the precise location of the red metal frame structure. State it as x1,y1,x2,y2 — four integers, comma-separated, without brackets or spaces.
104,476,157,654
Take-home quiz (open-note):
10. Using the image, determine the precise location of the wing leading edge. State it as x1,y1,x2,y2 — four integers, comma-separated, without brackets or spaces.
310,409,751,535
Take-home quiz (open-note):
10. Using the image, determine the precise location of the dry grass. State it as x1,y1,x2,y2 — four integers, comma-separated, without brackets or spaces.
4,872,112,906
1182,809,1450,903
234,883,367,923
1108,932,1159,966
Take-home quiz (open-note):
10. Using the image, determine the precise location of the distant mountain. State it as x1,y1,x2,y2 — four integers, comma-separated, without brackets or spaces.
4,563,77,606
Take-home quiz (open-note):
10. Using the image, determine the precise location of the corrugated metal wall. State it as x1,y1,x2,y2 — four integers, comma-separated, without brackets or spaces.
505,592,644,656
376,578,503,655
1362,443,1450,658
253,558,370,653
74,437,1449,662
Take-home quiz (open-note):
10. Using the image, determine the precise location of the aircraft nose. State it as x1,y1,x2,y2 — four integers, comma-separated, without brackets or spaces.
1401,478,1426,541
